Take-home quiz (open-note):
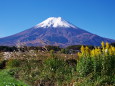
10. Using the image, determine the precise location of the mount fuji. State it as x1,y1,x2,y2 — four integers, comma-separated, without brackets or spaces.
0,17,114,47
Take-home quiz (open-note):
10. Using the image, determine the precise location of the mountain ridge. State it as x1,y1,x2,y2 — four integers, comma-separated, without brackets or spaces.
0,17,114,47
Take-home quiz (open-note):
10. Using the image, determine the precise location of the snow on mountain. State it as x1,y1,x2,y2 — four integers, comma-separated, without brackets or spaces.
35,17,76,28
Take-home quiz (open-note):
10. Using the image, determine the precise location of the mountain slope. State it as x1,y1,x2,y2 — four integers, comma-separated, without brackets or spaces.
0,17,114,47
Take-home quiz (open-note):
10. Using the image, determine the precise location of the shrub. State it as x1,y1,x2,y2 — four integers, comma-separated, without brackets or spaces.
61,48,69,54
6,59,21,68
0,60,7,69
40,58,75,86
77,57,93,77
50,50,55,58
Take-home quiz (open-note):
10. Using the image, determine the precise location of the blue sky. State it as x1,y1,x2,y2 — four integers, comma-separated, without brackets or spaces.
0,0,115,39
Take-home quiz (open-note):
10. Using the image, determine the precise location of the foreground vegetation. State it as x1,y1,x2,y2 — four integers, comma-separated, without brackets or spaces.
0,42,115,86
0,69,29,86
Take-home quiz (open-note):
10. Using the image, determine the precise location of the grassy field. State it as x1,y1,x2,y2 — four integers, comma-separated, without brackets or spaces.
0,42,114,86
0,69,29,86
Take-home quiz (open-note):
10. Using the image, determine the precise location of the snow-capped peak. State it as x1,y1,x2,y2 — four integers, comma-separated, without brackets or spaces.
35,17,76,28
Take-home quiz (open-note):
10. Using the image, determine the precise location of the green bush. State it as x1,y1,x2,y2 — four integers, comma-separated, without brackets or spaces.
61,48,69,54
16,59,43,85
77,57,93,77
0,60,6,69
39,58,75,86
6,59,21,68
50,50,55,58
